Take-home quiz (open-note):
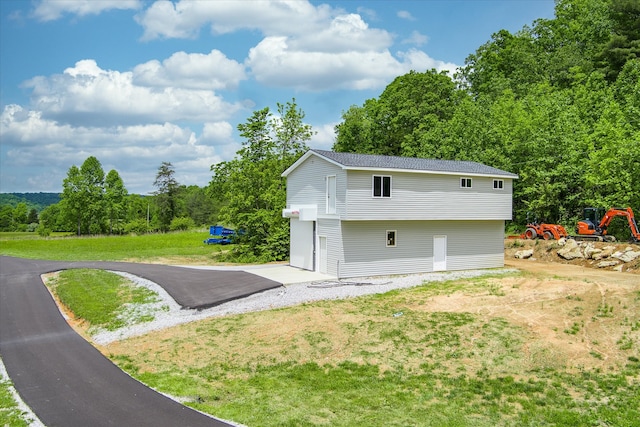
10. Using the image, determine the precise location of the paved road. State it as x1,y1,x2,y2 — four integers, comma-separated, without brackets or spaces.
0,256,281,426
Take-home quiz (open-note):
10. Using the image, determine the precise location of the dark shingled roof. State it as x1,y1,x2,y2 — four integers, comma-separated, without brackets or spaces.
311,149,518,178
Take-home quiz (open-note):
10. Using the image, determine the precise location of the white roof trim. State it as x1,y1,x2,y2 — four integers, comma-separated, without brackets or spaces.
282,150,345,177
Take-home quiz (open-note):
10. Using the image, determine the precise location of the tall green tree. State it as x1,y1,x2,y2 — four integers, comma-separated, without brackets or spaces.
105,169,128,234
39,203,68,232
153,162,180,232
61,165,84,235
0,205,13,231
183,185,217,226
27,208,38,224
210,99,312,261
79,156,106,234
59,156,128,235
334,70,458,157
332,101,378,154
597,0,640,80
11,202,28,230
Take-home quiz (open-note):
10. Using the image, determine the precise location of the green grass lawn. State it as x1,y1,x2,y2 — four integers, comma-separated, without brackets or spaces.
0,378,30,427
0,230,224,262
45,269,164,333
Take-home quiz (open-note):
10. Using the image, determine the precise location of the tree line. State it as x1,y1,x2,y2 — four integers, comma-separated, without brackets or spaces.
333,0,640,228
27,158,219,236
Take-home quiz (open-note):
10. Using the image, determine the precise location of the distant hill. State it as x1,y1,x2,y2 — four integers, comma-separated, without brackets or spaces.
0,193,61,211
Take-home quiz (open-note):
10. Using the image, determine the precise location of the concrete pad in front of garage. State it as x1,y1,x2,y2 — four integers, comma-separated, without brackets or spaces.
242,265,335,285
183,263,335,285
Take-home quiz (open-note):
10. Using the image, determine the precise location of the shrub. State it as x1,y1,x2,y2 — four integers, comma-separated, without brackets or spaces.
36,224,51,237
124,219,149,234
169,217,195,231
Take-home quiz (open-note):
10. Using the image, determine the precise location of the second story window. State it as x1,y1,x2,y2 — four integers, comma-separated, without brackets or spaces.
493,179,504,190
460,178,472,188
373,175,392,198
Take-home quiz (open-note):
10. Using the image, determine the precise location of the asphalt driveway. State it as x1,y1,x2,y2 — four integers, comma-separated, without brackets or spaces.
0,256,282,426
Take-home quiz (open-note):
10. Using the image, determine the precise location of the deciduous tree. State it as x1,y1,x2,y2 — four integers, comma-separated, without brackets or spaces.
105,169,128,234
153,162,180,232
210,99,312,261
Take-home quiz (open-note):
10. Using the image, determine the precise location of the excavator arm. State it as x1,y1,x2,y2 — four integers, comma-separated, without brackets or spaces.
598,207,640,242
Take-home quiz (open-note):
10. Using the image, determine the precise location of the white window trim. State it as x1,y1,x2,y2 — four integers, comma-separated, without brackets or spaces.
386,230,397,247
460,177,472,188
493,179,504,190
372,175,392,198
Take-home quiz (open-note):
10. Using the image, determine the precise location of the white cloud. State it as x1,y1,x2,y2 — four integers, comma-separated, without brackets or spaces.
310,122,337,151
136,0,331,41
246,37,460,91
136,1,459,92
247,36,403,91
291,14,392,53
23,59,243,126
133,50,246,90
402,31,429,47
397,10,416,21
32,0,141,22
0,104,235,193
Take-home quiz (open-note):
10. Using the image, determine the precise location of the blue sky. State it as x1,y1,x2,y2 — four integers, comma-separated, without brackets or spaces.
0,0,555,194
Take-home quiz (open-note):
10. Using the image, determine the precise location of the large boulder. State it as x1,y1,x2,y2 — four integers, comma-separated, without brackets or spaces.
583,243,601,259
557,239,585,260
515,249,534,259
612,249,640,263
596,260,619,268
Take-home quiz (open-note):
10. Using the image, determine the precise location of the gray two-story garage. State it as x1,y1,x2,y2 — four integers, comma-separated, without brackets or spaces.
282,149,518,278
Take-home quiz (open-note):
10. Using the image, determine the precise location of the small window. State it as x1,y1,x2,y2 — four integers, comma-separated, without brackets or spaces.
493,179,504,190
460,178,472,188
373,175,392,198
386,230,396,247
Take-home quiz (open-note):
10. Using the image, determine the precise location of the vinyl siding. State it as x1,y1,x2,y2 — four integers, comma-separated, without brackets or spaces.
317,218,343,277
285,155,346,216
337,220,504,278
444,221,505,270
345,170,513,220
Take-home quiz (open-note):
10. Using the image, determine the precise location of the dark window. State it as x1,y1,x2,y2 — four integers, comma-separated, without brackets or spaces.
386,230,396,247
493,179,504,189
373,175,392,197
460,178,472,188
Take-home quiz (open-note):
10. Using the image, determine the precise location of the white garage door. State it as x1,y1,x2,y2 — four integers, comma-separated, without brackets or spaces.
290,218,314,271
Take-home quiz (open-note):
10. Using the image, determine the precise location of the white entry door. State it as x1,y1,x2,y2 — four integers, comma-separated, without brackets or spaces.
433,235,447,271
318,236,328,274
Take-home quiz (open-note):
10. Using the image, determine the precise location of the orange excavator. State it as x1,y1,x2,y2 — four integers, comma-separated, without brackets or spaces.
576,207,640,243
